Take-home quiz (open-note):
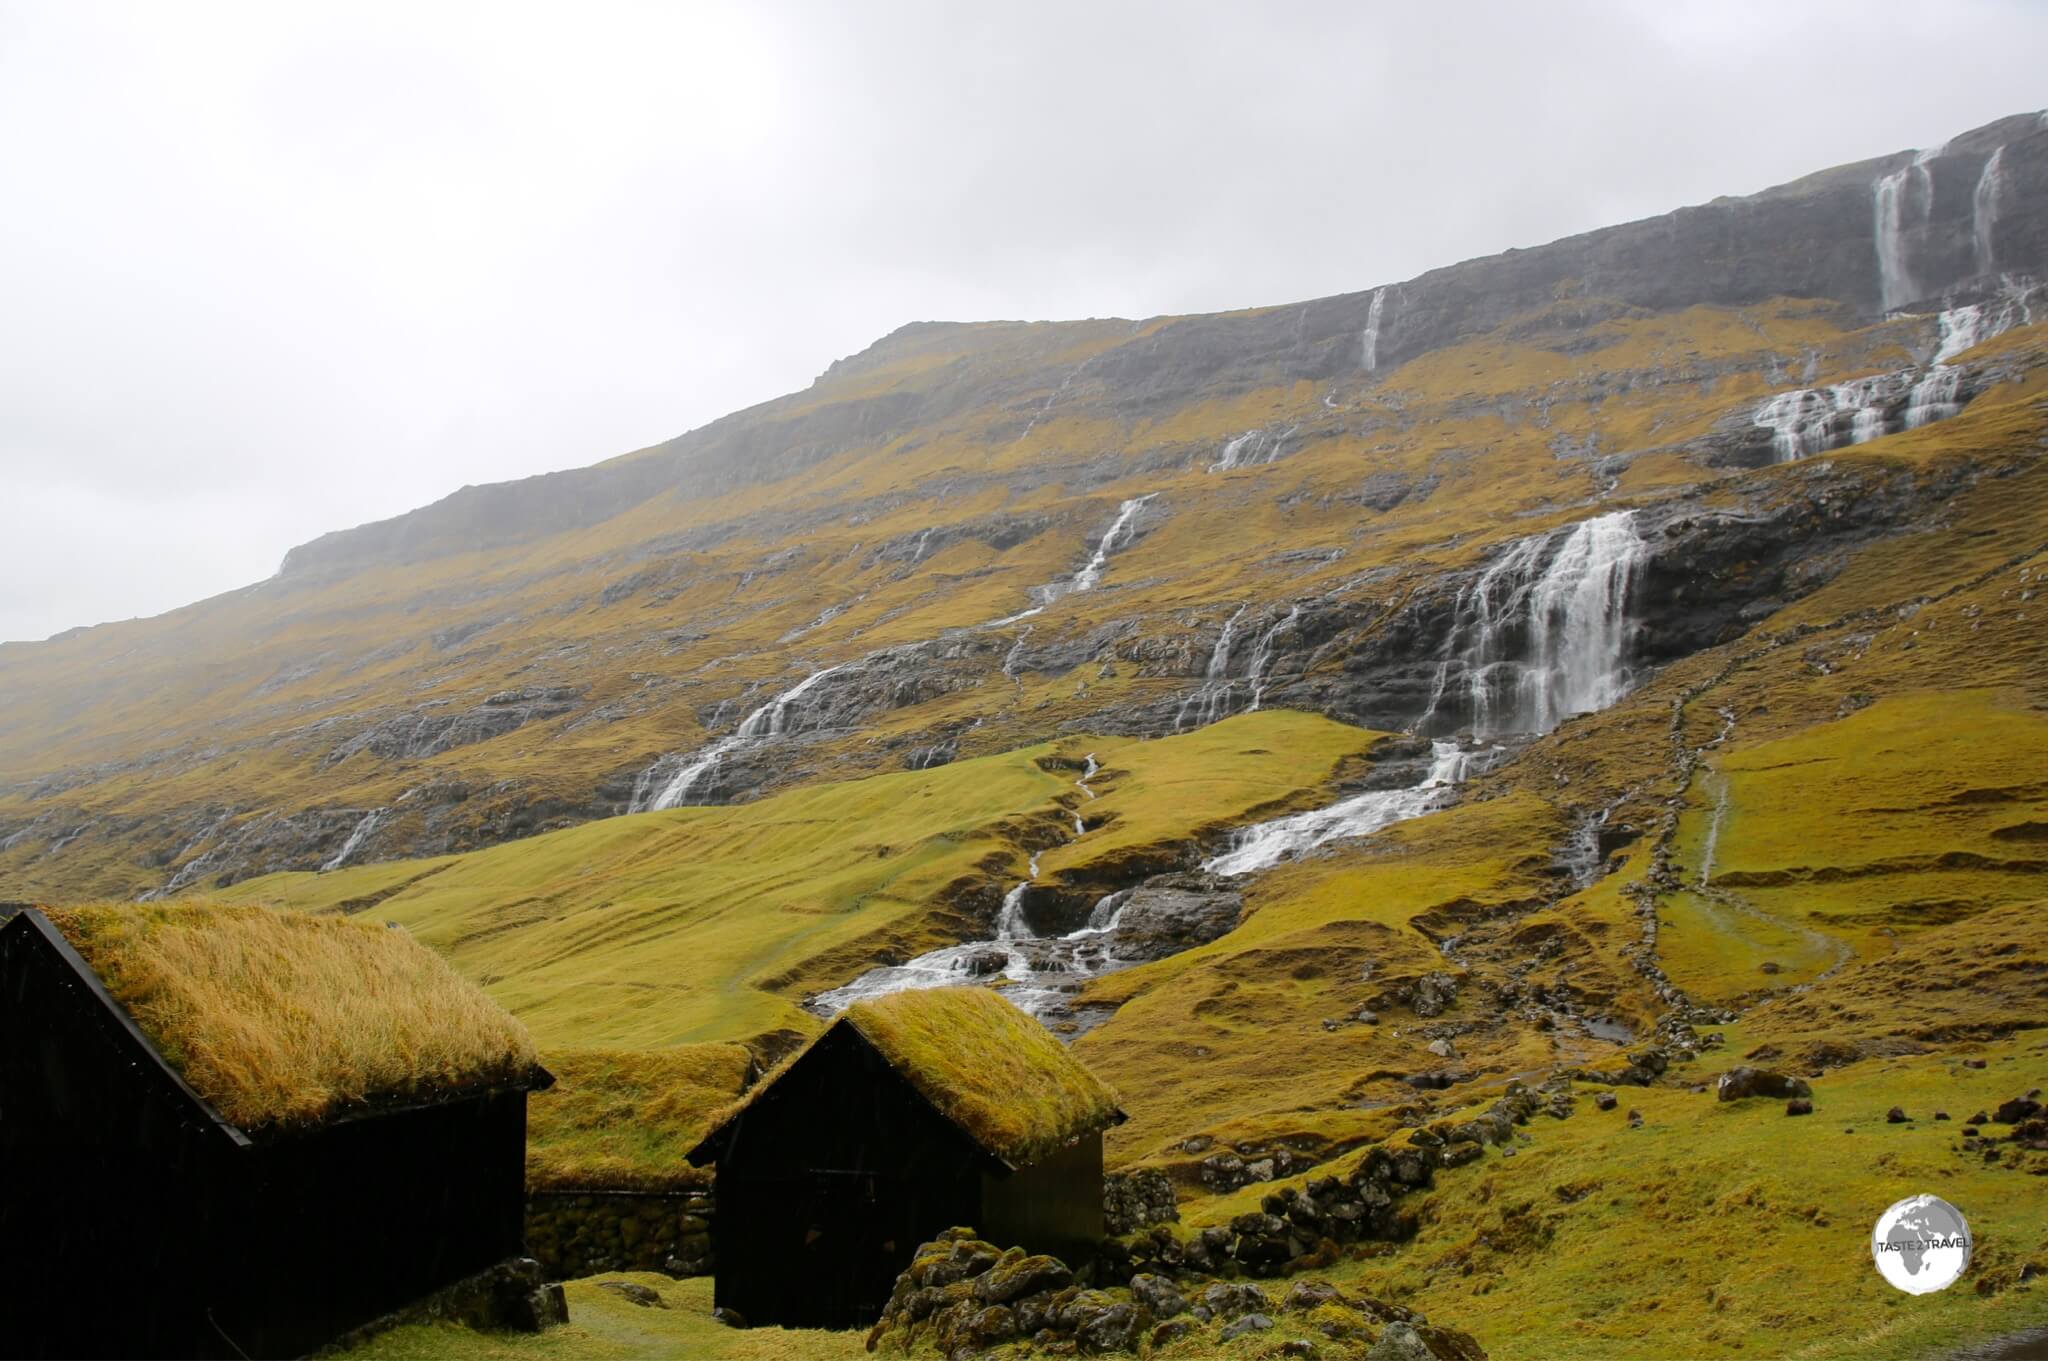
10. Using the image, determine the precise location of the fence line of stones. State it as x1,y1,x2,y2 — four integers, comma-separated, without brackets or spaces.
524,1187,713,1282
1100,1077,1572,1285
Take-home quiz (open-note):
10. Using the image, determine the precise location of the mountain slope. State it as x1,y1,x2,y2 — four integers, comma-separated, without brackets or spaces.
7,111,2048,1361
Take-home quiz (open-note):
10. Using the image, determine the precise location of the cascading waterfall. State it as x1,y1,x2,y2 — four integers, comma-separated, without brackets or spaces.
1174,604,1247,731
1068,495,1155,594
633,663,849,812
1203,741,1478,877
1361,287,1387,372
1246,606,1301,712
1752,277,2043,457
1752,373,1913,460
1428,511,1649,739
321,809,383,872
1208,426,1298,473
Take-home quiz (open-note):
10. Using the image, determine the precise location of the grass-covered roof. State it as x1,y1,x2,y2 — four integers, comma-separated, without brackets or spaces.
41,902,541,1132
526,1044,754,1192
702,987,1122,1168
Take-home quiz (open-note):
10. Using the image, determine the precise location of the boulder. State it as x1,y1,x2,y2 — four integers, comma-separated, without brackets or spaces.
1220,1313,1276,1341
1104,874,1244,961
1129,1273,1188,1320
972,1252,1072,1305
1715,1067,1812,1101
1786,1098,1813,1116
1994,1097,2043,1124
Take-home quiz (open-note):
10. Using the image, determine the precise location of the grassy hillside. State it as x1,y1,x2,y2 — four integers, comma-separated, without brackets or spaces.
214,711,1383,1046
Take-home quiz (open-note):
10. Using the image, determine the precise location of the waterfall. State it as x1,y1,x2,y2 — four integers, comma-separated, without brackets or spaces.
1209,426,1297,473
1202,741,1476,877
1874,147,1939,313
736,664,844,739
1974,146,2005,275
1247,606,1301,712
1070,495,1156,593
322,810,383,872
633,663,849,811
1076,753,1099,798
1433,511,1648,739
1211,432,1260,472
1174,604,1248,731
1751,372,1913,461
1361,287,1387,372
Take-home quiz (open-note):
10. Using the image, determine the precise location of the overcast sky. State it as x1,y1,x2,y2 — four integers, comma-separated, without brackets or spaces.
2,1,2043,643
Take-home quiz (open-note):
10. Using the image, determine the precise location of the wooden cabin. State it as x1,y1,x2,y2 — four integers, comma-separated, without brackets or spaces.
688,986,1124,1328
0,904,553,1360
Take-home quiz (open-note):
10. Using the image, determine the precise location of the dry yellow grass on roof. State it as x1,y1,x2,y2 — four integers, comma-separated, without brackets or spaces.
848,987,1121,1166
527,1044,755,1192
45,902,538,1132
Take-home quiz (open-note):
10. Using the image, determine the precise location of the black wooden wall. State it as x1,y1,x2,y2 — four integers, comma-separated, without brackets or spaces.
702,1023,1105,1329
0,914,529,1360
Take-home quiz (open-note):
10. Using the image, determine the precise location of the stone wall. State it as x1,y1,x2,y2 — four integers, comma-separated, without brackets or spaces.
525,1188,713,1282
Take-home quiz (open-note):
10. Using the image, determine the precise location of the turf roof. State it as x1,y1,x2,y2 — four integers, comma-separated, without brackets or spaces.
700,986,1123,1168
40,902,542,1132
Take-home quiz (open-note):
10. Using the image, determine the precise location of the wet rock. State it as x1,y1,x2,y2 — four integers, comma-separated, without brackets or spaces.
1716,1067,1812,1102
1104,874,1244,962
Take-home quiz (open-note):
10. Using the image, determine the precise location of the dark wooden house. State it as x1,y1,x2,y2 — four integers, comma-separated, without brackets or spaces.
0,904,553,1360
688,985,1124,1328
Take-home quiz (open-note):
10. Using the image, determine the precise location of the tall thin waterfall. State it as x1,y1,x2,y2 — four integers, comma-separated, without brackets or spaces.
1974,146,2006,275
1361,287,1388,372
1874,147,1940,313
1429,511,1649,738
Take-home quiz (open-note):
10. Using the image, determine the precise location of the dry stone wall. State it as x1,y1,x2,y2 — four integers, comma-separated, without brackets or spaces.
525,1188,713,1282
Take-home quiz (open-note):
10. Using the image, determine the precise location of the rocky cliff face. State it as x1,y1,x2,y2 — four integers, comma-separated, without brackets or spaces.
3,110,2047,897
